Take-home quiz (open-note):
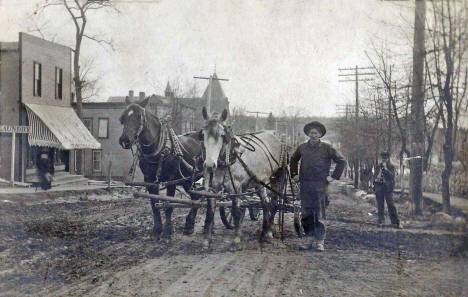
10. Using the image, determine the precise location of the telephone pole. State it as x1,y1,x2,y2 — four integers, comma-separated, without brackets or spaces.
409,0,426,215
338,66,375,189
194,73,229,115
246,111,269,131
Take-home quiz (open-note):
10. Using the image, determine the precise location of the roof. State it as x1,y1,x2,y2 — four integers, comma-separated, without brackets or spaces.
201,73,227,102
24,103,101,149
0,42,19,51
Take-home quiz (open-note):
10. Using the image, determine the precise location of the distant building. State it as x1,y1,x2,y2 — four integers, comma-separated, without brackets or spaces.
81,74,229,179
0,33,99,184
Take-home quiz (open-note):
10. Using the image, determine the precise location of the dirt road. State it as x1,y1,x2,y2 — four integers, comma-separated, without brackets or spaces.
0,184,466,297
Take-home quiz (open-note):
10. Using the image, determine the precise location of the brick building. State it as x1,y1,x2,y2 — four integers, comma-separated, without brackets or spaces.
0,33,100,184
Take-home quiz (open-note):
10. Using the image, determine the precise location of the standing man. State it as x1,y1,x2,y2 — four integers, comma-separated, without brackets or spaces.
290,121,346,251
373,151,402,229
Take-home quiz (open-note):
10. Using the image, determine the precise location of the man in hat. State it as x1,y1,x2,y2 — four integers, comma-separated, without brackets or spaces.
373,151,402,229
290,121,346,251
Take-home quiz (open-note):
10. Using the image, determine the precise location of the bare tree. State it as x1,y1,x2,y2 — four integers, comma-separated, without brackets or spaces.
425,0,468,212
34,0,118,116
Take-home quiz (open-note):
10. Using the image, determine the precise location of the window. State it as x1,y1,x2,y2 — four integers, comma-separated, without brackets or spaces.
55,67,63,99
82,118,93,134
33,62,41,97
92,150,102,172
98,118,109,138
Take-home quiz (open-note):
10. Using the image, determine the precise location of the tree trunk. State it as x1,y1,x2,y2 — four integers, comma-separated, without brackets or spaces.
442,98,454,213
74,37,82,117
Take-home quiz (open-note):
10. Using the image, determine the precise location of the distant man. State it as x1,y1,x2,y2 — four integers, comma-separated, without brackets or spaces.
290,121,346,252
373,151,402,229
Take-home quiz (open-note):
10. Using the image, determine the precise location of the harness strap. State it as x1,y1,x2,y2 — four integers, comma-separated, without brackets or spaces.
234,151,282,196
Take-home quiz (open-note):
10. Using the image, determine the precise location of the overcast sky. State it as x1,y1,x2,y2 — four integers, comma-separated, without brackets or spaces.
0,0,414,117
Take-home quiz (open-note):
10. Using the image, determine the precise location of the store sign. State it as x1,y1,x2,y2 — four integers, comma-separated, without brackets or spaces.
0,125,30,134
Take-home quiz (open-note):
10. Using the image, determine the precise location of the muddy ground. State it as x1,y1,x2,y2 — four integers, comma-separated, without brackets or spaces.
0,183,467,297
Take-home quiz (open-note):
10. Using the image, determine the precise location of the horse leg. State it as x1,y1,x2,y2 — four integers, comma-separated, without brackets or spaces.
183,182,199,235
147,179,162,239
231,196,245,250
202,197,216,250
162,184,176,239
258,187,273,242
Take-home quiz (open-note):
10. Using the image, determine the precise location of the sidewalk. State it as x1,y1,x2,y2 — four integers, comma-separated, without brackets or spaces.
0,182,127,196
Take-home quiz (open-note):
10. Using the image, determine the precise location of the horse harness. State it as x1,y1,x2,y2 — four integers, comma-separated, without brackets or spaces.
212,124,289,197
127,104,199,183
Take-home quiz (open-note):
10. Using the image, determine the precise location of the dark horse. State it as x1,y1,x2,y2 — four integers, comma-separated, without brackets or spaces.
118,96,205,240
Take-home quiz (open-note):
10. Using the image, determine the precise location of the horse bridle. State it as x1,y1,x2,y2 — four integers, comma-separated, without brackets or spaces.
202,123,238,168
124,104,168,160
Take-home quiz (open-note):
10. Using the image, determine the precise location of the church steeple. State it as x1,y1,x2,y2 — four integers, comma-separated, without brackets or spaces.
165,81,174,98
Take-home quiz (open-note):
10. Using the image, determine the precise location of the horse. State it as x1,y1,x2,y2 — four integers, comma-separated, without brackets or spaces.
200,107,286,249
118,95,205,240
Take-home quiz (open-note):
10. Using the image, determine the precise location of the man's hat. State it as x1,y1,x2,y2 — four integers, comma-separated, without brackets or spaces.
303,121,326,137
380,151,390,158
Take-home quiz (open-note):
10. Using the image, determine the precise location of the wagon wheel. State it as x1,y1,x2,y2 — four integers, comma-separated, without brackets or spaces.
248,206,261,221
219,206,234,229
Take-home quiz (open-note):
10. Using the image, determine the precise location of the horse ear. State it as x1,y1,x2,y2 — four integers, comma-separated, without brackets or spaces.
220,109,228,122
202,106,209,120
125,96,131,105
139,96,150,107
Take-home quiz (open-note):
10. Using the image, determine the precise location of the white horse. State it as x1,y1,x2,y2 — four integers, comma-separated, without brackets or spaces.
201,107,286,249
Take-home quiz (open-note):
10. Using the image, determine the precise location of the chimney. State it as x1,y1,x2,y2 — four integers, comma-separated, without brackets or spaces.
128,90,134,100
139,92,145,100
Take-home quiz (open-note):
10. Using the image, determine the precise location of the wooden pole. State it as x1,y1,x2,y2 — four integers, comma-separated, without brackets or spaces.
134,192,204,206
107,159,112,191
10,132,15,186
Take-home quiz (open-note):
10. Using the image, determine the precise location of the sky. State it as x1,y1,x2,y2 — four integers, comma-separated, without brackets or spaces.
0,0,415,117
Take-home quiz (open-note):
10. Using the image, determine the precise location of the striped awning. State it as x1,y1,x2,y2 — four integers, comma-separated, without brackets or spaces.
25,103,101,150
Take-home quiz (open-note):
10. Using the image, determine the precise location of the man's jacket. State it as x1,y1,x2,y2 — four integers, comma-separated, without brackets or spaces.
290,140,346,184
373,162,395,192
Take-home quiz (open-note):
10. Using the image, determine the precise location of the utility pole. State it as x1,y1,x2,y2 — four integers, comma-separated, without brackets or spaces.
194,73,229,115
246,111,269,131
338,66,374,189
409,0,426,215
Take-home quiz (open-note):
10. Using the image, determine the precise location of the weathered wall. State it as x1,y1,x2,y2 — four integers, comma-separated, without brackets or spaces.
20,33,72,107
0,43,21,181
81,103,143,179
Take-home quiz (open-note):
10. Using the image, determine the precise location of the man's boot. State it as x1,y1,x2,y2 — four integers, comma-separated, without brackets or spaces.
316,239,325,252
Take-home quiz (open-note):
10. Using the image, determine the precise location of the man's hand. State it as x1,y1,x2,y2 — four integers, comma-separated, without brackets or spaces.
292,175,299,183
326,176,335,183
